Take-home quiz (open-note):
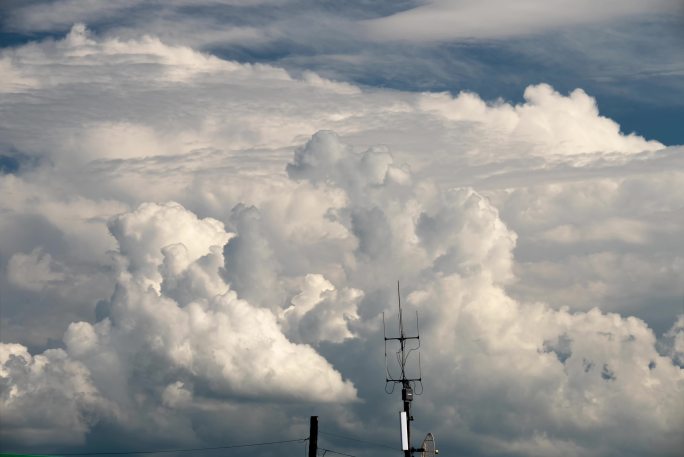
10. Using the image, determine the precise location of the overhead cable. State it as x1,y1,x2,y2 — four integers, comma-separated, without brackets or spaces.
319,430,395,451
18,438,307,456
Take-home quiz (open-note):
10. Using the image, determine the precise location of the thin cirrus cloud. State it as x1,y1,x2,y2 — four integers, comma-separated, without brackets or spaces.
363,0,680,41
0,24,683,457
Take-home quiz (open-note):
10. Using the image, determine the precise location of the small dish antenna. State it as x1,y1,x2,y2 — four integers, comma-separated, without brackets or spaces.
420,432,438,457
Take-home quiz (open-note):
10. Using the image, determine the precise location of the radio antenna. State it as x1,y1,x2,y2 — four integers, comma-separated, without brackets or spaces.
383,281,426,457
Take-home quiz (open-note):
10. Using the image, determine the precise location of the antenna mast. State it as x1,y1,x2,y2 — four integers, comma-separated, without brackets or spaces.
383,281,423,457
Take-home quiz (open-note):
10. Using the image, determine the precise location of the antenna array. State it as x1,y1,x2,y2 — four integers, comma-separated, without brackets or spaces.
383,282,424,457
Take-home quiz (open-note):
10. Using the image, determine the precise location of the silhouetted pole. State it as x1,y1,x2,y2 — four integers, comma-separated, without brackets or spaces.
308,416,318,457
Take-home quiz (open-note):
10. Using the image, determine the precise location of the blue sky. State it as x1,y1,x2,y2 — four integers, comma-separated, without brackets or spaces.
1,2,683,457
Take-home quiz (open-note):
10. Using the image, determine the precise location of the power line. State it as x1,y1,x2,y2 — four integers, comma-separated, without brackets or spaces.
318,448,356,457
318,431,395,451
16,438,307,456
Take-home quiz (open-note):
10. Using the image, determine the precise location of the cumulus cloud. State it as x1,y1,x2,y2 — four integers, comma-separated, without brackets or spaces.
419,84,664,156
7,248,69,291
281,274,362,345
285,132,684,456
410,275,684,456
1,24,682,457
101,202,355,400
108,201,232,291
0,343,113,448
2,200,357,447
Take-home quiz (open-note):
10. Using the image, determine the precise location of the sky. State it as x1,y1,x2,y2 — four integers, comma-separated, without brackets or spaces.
0,1,683,457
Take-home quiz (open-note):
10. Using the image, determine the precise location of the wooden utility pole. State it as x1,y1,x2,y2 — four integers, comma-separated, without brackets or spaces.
308,416,318,457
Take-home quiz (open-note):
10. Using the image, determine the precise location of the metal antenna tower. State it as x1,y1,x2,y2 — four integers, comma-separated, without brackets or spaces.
383,281,424,457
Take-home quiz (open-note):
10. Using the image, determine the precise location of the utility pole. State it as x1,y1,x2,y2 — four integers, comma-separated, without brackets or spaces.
308,416,318,457
384,282,423,457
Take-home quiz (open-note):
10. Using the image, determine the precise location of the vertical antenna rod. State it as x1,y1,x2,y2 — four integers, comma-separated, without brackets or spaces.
384,281,423,457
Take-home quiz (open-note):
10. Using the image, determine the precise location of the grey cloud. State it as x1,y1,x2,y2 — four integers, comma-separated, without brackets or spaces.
222,204,282,310
364,0,679,42
660,315,684,368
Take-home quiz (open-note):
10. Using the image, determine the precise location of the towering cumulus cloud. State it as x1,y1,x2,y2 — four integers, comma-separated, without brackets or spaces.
1,25,682,457
2,201,357,447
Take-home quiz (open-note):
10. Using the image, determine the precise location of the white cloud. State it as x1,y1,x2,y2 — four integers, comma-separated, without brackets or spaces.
108,201,232,291
281,273,362,344
418,84,663,156
7,248,68,291
0,24,663,172
410,274,683,456
71,201,357,402
283,132,683,456
0,56,39,92
364,0,679,42
0,343,114,447
1,25,682,457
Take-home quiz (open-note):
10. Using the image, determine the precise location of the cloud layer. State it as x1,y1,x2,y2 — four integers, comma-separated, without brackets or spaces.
364,0,679,41
1,25,683,457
